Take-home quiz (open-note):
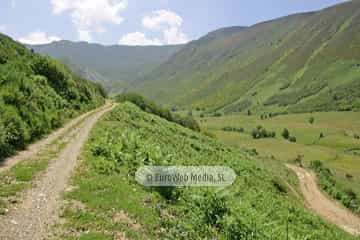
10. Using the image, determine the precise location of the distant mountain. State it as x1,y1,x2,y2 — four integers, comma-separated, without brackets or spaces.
132,0,360,113
30,41,183,95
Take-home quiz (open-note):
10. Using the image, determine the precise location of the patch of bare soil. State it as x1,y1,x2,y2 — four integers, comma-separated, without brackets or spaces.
287,164,360,235
0,103,115,240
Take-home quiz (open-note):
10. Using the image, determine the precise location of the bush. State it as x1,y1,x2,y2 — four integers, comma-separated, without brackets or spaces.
221,216,256,240
294,154,304,167
272,178,288,194
282,128,290,139
222,126,244,133
309,117,315,124
199,192,230,226
320,132,325,139
289,136,297,143
0,35,105,160
116,93,200,131
155,186,180,202
354,134,360,140
251,126,275,139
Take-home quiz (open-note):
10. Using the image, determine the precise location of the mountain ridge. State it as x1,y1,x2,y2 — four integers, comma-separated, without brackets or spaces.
30,41,183,95
131,0,360,113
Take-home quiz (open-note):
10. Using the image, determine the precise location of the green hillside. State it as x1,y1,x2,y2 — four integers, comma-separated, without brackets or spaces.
30,41,182,95
132,0,360,113
0,33,106,160
58,102,355,239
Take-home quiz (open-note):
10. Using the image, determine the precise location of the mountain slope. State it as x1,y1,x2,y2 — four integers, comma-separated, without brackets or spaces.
56,102,355,239
0,33,106,160
132,0,360,113
30,41,182,95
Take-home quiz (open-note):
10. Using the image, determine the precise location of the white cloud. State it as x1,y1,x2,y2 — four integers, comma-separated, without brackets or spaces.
119,32,161,46
142,10,188,45
78,30,91,42
18,31,61,45
0,25,7,32
51,0,127,41
164,27,188,45
142,10,182,30
10,0,16,8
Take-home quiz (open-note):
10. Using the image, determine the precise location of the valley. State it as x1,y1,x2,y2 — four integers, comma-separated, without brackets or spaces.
1,0,360,239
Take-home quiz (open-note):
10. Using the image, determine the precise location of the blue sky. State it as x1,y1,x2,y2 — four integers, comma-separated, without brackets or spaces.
0,0,349,45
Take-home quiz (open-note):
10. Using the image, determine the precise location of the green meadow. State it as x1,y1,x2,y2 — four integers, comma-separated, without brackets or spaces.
200,111,360,199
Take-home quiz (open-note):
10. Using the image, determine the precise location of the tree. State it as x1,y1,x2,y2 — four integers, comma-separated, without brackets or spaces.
247,110,252,116
309,117,315,124
252,129,260,139
289,136,297,143
282,128,290,139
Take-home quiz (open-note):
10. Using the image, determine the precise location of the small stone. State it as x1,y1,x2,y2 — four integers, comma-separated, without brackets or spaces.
10,219,18,225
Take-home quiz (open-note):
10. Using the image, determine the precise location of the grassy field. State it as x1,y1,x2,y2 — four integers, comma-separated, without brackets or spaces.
200,111,360,199
54,103,356,239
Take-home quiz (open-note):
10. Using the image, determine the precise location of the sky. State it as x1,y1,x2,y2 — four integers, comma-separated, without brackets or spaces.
0,0,349,46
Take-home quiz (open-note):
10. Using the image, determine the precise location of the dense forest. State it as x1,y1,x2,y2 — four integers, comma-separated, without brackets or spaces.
0,34,106,160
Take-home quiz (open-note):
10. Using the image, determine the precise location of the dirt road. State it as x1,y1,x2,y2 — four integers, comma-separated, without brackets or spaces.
287,164,360,235
0,104,110,173
0,103,115,240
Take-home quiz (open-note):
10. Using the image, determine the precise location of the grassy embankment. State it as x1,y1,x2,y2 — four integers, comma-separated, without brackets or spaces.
55,103,355,239
201,111,360,215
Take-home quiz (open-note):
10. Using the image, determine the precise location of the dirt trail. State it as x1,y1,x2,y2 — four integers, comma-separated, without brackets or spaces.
0,103,115,240
0,105,109,173
287,164,360,235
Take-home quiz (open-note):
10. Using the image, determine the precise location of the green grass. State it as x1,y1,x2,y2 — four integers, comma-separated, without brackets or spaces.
0,33,106,160
201,111,360,212
56,103,356,239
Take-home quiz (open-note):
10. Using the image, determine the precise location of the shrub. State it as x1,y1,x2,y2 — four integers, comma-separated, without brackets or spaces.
199,192,230,226
221,216,256,240
155,186,180,202
251,129,260,139
251,126,275,139
309,117,315,124
272,178,288,194
247,110,252,116
294,154,304,167
289,136,297,143
319,132,325,139
116,93,200,131
354,134,360,140
223,126,244,133
282,128,290,139
310,160,323,170
345,173,353,180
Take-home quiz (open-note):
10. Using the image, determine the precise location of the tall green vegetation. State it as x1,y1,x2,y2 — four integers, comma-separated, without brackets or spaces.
310,160,360,215
0,34,105,160
60,103,354,239
116,93,200,131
